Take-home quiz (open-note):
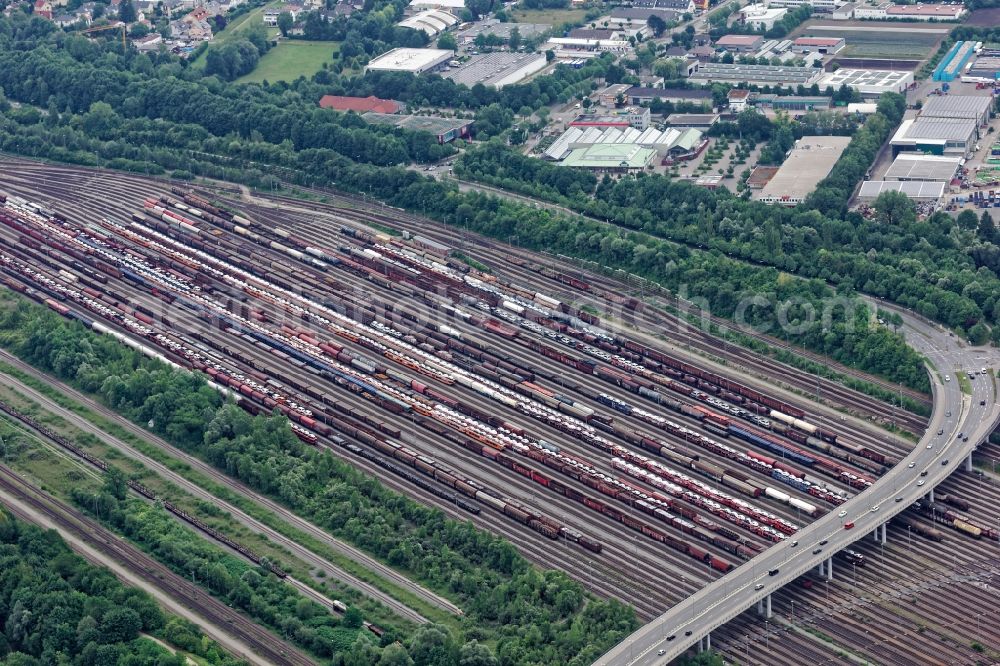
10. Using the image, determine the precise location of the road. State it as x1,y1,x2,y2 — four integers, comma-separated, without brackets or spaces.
0,348,458,621
593,303,1000,665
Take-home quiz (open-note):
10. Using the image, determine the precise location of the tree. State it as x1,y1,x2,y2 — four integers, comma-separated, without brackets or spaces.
277,11,293,37
118,0,137,23
978,210,997,243
408,625,457,666
466,0,492,18
103,466,128,500
99,608,142,644
957,209,980,230
545,49,555,62
342,606,363,629
872,190,916,226
508,26,521,51
437,32,457,50
647,14,667,37
459,640,498,666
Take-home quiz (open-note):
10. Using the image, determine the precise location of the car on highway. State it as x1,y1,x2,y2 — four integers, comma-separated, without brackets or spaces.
838,510,847,517
871,505,880,512
937,429,944,435
942,459,949,465
685,631,692,637
769,569,779,576
895,497,904,503
658,649,666,655
790,540,798,547
754,583,764,590
917,480,925,486
983,400,988,406
921,470,928,476
844,521,854,530
666,635,675,642
819,539,828,545
927,443,933,449
945,375,950,381
812,548,823,554
963,436,969,442
908,462,916,468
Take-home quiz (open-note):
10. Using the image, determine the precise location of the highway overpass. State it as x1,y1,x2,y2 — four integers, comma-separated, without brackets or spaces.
594,303,1000,666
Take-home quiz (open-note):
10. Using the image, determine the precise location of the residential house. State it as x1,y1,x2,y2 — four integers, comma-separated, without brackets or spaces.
263,3,304,25
34,0,54,19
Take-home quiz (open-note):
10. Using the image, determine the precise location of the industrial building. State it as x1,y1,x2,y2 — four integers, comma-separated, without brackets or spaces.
366,48,453,73
625,87,714,106
690,62,822,87
933,41,977,82
755,94,831,112
444,52,547,89
665,113,720,127
361,112,472,143
408,0,464,9
817,69,914,97
560,144,657,173
966,55,1000,81
791,37,845,54
758,135,852,206
738,4,788,30
890,117,977,157
571,107,651,130
319,95,402,114
606,7,681,28
883,154,961,182
920,95,993,127
886,3,965,20
546,37,631,53
396,10,458,37
770,0,846,12
456,19,549,46
857,180,945,202
715,34,764,53
543,125,705,161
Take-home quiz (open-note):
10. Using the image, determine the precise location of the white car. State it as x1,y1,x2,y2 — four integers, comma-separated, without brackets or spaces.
908,462,916,468
945,375,950,382
838,510,847,517
917,479,925,486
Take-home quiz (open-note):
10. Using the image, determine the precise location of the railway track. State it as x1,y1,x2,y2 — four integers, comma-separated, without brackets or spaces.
0,167,916,624
6,160,997,665
0,463,314,666
0,356,437,624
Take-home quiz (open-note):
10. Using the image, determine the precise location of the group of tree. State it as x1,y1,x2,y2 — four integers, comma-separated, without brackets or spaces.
0,508,241,665
0,297,638,665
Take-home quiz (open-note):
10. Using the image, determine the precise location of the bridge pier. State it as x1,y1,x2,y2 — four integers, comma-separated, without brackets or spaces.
966,453,974,473
696,634,712,652
880,523,887,544
826,557,833,581
756,594,773,619
929,487,935,502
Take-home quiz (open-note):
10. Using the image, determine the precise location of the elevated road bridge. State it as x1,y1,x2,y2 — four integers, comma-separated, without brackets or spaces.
594,303,1000,665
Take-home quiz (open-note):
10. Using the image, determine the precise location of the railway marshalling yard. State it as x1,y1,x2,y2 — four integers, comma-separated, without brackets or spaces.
1,158,999,666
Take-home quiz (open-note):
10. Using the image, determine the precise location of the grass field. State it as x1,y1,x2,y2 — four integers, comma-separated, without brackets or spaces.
793,21,946,59
235,40,339,83
511,7,589,26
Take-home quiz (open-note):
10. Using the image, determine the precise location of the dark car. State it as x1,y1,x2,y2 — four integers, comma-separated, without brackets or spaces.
769,568,779,576
813,548,823,555
942,459,949,465
819,539,828,546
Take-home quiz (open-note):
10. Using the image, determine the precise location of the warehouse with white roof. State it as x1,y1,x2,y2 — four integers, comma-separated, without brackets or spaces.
858,181,945,203
366,48,454,73
817,69,914,97
444,52,547,89
884,154,961,182
397,10,458,37
543,125,704,161
890,117,977,158
920,95,993,127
